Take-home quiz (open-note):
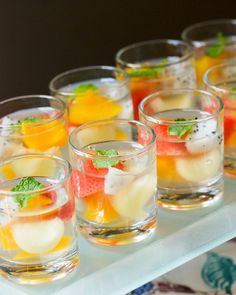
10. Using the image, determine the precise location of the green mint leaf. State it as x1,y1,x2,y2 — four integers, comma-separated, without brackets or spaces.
93,149,119,168
168,118,195,138
74,83,98,94
228,86,236,98
206,32,226,58
128,59,168,78
12,177,43,208
20,117,42,124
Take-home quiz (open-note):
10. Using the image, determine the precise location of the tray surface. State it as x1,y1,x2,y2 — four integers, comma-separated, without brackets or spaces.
0,178,236,295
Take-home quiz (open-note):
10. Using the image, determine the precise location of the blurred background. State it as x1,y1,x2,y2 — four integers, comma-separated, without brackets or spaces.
0,0,235,99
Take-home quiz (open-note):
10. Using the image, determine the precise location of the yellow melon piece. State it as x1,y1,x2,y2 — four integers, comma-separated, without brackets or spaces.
69,91,122,125
0,225,19,251
21,120,68,151
115,128,127,140
195,55,221,84
157,156,184,184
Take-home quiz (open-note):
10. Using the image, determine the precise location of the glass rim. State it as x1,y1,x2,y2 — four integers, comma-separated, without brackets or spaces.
0,95,67,130
139,88,224,125
69,118,156,160
115,39,194,69
181,18,236,43
49,65,130,96
203,61,236,96
0,153,72,196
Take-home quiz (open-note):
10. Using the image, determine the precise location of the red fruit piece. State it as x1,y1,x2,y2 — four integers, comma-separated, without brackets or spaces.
58,195,75,221
153,124,187,156
224,115,236,141
71,160,108,198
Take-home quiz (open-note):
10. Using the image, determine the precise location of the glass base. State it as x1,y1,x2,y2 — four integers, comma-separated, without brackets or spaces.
0,251,79,285
78,217,157,246
157,181,224,210
224,157,236,178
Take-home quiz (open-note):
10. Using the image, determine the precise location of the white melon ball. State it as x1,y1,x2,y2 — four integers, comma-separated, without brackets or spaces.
186,119,219,154
12,217,64,254
176,149,221,182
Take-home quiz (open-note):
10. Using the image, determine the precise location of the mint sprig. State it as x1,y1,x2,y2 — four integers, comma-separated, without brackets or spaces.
74,83,98,94
12,177,43,208
206,32,226,58
128,59,168,78
20,117,42,124
93,149,119,168
168,118,195,138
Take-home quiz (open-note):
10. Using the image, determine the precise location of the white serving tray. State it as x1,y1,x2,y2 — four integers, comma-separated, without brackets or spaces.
1,177,236,295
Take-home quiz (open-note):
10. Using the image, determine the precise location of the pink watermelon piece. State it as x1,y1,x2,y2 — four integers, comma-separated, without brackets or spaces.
71,160,108,198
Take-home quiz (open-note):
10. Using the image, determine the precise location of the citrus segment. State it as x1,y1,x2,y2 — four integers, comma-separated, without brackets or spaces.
83,191,119,223
21,120,68,151
69,91,122,125
0,225,18,251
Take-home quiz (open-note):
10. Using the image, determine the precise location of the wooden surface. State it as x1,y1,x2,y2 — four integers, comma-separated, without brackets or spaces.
0,0,235,99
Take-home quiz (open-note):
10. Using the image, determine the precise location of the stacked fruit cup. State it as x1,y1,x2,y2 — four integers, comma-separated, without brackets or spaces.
203,62,236,177
115,39,196,119
182,19,236,87
0,154,79,284
49,66,133,133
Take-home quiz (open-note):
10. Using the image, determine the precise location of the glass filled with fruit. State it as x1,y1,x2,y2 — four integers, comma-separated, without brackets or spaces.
0,95,68,161
203,62,236,177
182,19,236,86
49,66,132,132
115,39,196,119
69,119,157,246
0,154,79,284
139,89,224,210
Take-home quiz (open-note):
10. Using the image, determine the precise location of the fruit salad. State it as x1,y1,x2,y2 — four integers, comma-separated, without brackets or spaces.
152,111,223,208
192,33,236,86
0,176,76,264
69,118,157,245
0,106,68,161
126,59,195,119
49,67,133,132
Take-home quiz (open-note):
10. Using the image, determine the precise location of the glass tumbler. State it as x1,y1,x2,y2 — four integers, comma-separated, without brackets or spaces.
139,89,224,210
0,154,79,284
49,66,133,132
182,19,236,86
203,62,236,177
116,39,196,119
69,119,157,246
0,95,69,161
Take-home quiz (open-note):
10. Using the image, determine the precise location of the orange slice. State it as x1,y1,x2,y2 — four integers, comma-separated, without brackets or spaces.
195,55,222,83
226,131,236,148
0,164,16,180
157,155,184,183
20,194,54,212
0,225,18,251
69,90,122,125
83,191,119,223
21,119,68,151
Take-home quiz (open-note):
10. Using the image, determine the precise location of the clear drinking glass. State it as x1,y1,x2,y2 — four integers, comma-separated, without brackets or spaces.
0,95,69,161
182,19,236,86
139,89,224,210
203,62,236,177
116,39,196,120
0,154,79,284
69,119,157,246
49,66,132,132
